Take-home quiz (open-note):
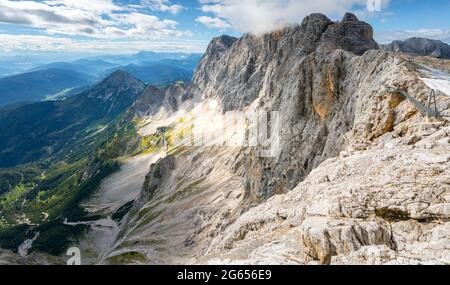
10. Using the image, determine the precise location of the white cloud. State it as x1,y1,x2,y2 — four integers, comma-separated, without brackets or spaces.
44,0,120,14
0,34,207,53
142,0,185,15
198,0,390,35
376,29,450,44
196,16,230,30
0,0,182,39
111,12,181,38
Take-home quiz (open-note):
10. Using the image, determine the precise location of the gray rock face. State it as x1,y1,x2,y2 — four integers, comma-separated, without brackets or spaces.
202,127,450,265
189,13,378,112
383,37,450,59
132,82,188,116
206,35,238,60
133,85,165,116
298,13,333,54
163,82,189,113
320,13,379,56
187,35,238,102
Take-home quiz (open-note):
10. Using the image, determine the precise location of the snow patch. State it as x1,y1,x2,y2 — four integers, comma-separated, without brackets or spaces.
419,67,450,96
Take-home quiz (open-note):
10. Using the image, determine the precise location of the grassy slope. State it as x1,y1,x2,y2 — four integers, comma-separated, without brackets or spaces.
0,107,185,256
0,68,93,107
0,111,142,255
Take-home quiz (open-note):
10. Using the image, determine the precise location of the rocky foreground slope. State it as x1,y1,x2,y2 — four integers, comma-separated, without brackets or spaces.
202,126,450,265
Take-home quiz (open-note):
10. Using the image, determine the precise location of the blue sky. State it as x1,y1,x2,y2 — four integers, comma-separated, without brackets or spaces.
0,0,449,55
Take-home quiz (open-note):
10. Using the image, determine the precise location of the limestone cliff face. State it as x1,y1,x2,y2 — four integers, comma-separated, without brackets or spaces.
185,13,417,200
189,13,377,112
103,13,450,265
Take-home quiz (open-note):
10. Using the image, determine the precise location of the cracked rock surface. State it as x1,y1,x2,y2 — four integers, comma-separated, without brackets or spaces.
201,127,450,265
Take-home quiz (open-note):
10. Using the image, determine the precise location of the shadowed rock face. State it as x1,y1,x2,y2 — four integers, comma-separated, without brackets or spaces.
320,12,379,56
206,35,239,60
383,37,450,59
132,85,165,116
132,82,188,116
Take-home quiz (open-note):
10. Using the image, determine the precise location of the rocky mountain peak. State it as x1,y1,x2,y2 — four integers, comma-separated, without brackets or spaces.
342,12,359,22
299,13,333,51
205,35,238,59
189,12,379,112
100,70,144,89
319,12,379,55
88,70,145,100
291,12,379,56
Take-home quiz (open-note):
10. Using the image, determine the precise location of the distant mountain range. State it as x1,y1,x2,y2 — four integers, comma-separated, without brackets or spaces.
28,59,119,77
0,53,89,77
0,52,201,107
0,71,145,167
0,52,202,107
87,51,201,66
0,68,93,107
0,51,203,77
102,54,202,86
382,37,450,59
104,64,193,86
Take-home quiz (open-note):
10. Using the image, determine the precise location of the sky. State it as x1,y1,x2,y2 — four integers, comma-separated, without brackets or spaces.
0,0,449,56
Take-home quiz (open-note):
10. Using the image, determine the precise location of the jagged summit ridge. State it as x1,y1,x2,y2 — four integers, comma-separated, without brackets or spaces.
298,13,333,53
188,12,379,112
205,13,378,59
